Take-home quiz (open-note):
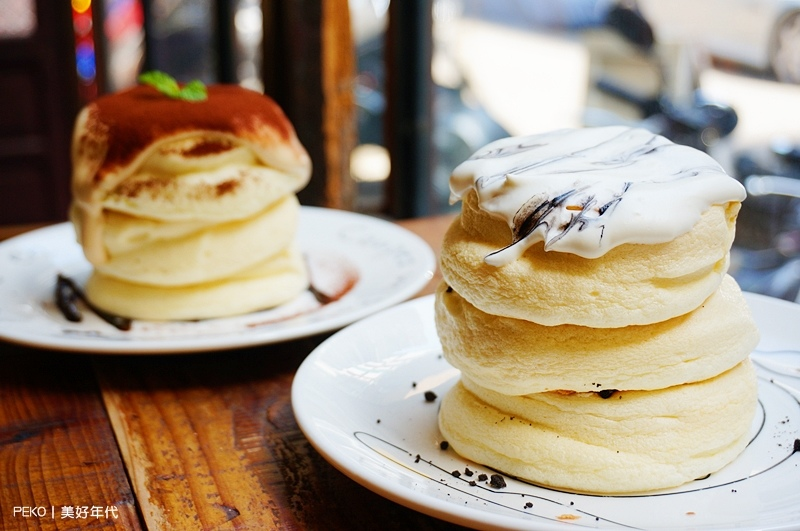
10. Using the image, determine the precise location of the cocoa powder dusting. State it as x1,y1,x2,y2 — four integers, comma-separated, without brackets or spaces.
215,179,239,196
183,139,234,157
88,85,293,171
115,176,170,199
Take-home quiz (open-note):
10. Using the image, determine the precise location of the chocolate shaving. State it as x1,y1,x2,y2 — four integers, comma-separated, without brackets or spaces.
55,274,132,331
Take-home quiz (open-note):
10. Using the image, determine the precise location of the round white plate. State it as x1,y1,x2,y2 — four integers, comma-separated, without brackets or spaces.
0,207,435,354
293,292,800,531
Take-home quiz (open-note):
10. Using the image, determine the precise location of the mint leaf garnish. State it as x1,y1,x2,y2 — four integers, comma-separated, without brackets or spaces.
138,70,207,102
178,80,208,101
138,71,180,97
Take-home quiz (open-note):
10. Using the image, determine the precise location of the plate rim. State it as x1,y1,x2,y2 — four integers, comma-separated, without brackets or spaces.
0,207,436,354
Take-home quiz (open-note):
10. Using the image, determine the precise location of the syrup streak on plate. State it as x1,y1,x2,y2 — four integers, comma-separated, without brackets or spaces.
0,207,435,354
293,293,800,531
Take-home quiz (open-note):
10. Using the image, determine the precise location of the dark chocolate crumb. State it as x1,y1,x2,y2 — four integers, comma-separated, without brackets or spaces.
415,454,421,463
445,285,453,293
793,439,800,453
439,441,449,450
424,390,438,402
451,470,461,478
598,389,617,399
525,502,533,509
376,419,381,423
478,473,488,482
489,474,507,489
469,481,476,487
464,467,474,477
412,382,417,388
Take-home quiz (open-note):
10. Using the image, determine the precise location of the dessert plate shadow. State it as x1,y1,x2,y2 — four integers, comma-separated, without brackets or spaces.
292,293,800,531
0,207,435,354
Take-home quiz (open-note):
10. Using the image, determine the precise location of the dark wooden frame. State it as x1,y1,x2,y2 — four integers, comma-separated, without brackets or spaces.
384,0,434,218
262,0,357,210
0,0,81,227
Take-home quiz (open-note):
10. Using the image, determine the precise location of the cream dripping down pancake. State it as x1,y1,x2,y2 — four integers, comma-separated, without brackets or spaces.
435,126,759,494
449,126,744,262
69,84,312,320
440,126,745,327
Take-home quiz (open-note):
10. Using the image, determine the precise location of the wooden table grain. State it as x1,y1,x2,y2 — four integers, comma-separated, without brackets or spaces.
0,214,468,531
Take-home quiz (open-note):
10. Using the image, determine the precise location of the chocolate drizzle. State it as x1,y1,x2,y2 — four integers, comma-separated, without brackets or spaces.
513,189,580,244
485,182,630,264
308,284,335,305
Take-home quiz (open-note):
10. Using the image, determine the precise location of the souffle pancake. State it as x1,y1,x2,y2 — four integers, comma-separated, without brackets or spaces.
70,83,312,320
435,126,759,494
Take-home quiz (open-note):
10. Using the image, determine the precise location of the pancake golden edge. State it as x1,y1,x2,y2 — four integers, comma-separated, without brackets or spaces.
440,191,739,328
438,360,757,495
435,274,759,395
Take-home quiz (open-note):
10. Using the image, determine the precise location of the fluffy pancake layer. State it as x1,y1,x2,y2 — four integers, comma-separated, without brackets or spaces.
435,275,759,395
438,360,757,494
434,127,759,495
91,194,300,287
100,140,300,222
84,246,308,320
440,191,739,328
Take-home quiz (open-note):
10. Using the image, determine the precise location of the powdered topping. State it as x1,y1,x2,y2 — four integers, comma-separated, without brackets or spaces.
86,85,294,172
450,126,746,263
179,139,235,158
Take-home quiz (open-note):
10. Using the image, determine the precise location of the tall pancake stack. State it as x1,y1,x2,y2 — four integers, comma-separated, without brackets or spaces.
435,126,759,494
70,84,311,321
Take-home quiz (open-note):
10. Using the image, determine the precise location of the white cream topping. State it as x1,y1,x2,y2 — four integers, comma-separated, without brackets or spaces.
450,126,746,263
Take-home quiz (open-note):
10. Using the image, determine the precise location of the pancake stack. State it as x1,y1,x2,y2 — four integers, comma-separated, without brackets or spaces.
70,84,312,320
436,126,759,494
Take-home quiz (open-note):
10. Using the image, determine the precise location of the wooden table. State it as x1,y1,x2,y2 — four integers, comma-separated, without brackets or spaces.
0,214,470,531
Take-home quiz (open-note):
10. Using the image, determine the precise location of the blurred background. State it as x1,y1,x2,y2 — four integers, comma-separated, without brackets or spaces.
2,0,800,299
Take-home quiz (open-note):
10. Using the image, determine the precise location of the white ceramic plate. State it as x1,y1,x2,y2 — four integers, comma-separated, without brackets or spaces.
293,292,800,531
0,207,435,354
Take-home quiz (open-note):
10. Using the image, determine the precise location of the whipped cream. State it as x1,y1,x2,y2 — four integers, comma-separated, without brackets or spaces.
450,126,746,263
